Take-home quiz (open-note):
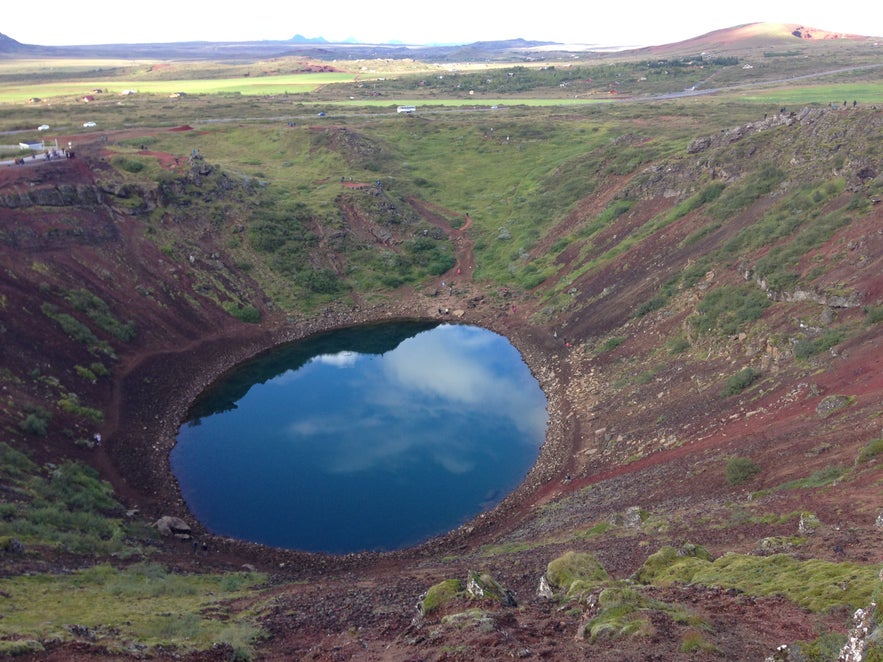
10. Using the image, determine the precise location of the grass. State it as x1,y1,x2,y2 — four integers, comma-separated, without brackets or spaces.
545,551,610,599
0,70,355,103
0,563,266,657
751,466,848,498
0,442,151,556
856,438,883,464
636,546,882,614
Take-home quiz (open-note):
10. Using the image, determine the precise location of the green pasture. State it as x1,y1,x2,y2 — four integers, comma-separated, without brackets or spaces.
0,72,356,103
735,82,883,105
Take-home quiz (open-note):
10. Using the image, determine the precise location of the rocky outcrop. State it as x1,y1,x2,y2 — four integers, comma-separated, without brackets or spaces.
837,603,880,662
0,183,104,208
466,570,517,607
686,108,814,154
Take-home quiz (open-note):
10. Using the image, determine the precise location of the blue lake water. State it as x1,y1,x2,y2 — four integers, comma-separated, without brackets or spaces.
171,322,548,554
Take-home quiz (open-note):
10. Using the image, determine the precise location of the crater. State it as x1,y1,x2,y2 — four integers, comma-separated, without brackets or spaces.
168,321,548,553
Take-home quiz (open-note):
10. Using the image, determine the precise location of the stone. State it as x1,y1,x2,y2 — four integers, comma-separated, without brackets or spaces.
153,515,192,539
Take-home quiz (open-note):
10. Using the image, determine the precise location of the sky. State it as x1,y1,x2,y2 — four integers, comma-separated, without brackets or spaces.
3,0,880,48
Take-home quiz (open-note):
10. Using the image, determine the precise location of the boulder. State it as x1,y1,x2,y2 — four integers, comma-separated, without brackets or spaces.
153,515,192,539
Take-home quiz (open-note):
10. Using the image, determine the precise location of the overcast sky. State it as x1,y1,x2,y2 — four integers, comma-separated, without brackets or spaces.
4,0,880,48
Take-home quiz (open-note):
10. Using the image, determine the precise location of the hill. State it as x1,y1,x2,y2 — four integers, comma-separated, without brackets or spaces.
0,26,881,661
0,32,26,53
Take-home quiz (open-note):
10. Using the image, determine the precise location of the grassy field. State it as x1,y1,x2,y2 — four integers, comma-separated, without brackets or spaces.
2,43,878,302
0,70,356,103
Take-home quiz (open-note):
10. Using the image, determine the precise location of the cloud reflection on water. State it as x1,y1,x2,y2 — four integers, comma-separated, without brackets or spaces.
279,324,546,476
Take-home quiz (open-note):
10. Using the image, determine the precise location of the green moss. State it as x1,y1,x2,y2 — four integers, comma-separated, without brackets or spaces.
633,544,713,585
419,578,464,615
583,585,653,641
545,551,610,598
636,548,881,614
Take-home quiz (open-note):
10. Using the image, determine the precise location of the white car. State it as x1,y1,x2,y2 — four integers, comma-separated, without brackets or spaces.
83,121,97,128
37,124,50,131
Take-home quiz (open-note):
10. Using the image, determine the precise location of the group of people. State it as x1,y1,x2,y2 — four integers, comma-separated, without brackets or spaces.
9,149,75,166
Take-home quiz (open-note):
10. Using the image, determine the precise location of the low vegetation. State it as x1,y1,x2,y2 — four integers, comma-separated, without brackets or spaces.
636,545,881,614
0,563,266,658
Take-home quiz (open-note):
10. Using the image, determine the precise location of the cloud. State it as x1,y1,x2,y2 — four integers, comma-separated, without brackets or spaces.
269,324,546,477
381,325,546,436
311,351,360,368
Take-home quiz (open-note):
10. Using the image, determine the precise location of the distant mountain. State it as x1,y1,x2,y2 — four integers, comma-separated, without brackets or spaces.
290,34,329,44
0,32,27,53
458,38,557,50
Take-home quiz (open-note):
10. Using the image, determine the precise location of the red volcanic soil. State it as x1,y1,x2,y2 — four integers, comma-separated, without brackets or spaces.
1,127,880,662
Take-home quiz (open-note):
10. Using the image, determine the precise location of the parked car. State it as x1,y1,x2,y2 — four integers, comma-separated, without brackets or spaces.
83,121,97,127
37,124,50,131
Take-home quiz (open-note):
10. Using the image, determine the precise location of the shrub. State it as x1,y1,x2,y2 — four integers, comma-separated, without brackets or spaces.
856,438,883,464
225,303,261,324
57,394,104,422
0,442,38,477
692,285,770,336
41,302,98,345
19,412,49,436
726,457,761,485
793,329,843,359
112,156,146,173
302,268,342,294
65,289,136,341
666,336,690,355
723,367,760,396
19,407,52,437
599,336,626,353
864,305,883,325
75,365,98,382
38,461,119,513
634,295,667,318
792,633,848,662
